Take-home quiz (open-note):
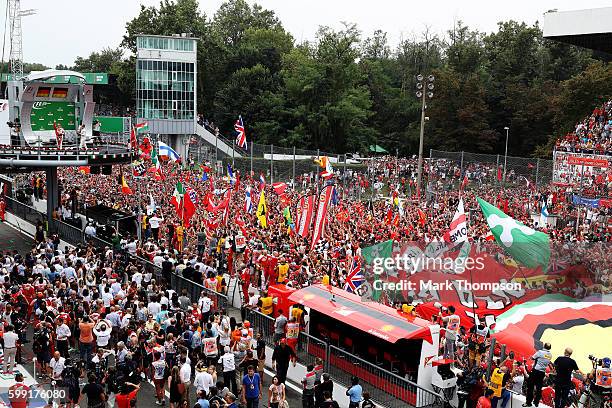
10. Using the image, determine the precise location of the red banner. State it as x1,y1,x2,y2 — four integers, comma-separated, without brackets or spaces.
297,194,315,238
566,156,609,167
310,186,334,250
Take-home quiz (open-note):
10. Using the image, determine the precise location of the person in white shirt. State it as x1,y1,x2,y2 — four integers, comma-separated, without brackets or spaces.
49,351,66,380
179,357,192,403
148,297,162,316
3,325,19,374
55,318,71,358
218,346,237,395
193,364,215,396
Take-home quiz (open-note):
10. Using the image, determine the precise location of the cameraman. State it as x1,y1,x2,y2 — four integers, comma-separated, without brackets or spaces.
590,356,611,408
61,359,81,408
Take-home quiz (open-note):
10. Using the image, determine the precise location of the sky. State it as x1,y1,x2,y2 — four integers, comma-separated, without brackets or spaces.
5,0,612,68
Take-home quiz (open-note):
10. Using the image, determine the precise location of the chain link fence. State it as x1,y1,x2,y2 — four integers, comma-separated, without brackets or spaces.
428,150,553,193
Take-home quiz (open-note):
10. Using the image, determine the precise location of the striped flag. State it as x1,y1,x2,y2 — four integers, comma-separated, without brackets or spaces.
297,194,315,238
158,141,180,161
311,185,334,250
443,198,467,244
134,122,149,132
234,115,247,149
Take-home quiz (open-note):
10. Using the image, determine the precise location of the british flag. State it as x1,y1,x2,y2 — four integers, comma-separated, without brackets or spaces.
234,115,247,149
344,258,364,293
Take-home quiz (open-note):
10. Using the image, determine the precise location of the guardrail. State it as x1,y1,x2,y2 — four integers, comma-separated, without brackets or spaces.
243,308,442,408
170,272,228,312
3,196,227,310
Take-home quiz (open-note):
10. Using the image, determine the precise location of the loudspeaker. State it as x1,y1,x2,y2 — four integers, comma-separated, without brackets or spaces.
102,165,112,175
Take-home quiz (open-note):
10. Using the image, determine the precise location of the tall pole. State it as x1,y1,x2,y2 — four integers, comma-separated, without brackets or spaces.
270,144,274,184
292,146,296,189
503,127,509,186
416,88,426,201
250,140,253,177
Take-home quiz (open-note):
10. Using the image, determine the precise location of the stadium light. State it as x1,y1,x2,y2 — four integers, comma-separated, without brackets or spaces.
416,73,434,200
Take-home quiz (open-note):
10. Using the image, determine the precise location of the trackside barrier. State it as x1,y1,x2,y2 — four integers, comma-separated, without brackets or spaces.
243,308,442,408
244,308,275,346
170,272,228,312
4,196,227,310
328,345,442,408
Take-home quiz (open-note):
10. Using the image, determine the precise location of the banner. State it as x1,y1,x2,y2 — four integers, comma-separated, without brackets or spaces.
203,337,218,357
94,116,129,133
310,185,334,250
566,156,609,167
297,194,315,238
572,194,600,208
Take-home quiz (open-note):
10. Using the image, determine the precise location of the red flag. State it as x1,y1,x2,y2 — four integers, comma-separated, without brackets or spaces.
297,194,315,238
311,185,334,250
385,207,393,225
497,166,502,181
129,126,137,150
272,182,287,195
78,166,90,174
460,175,468,190
418,208,427,227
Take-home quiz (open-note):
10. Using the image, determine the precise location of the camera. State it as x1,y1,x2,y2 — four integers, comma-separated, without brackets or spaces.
588,355,603,366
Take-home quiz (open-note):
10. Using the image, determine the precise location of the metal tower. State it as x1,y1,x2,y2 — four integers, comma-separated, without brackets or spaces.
7,0,35,79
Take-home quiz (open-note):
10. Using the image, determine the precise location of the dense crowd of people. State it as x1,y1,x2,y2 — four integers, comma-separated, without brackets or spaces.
1,103,610,408
555,100,612,155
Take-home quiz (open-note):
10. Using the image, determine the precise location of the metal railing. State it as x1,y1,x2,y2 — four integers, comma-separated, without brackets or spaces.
3,196,225,310
170,272,228,312
244,307,275,345
243,308,442,408
428,150,553,190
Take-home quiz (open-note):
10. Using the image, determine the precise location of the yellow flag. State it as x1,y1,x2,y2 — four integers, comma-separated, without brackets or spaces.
256,189,267,228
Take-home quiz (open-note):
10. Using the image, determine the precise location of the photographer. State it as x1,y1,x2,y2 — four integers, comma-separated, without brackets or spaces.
589,356,611,408
79,373,106,408
61,359,82,408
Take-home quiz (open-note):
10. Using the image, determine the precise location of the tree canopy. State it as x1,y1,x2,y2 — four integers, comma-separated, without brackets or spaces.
64,0,610,157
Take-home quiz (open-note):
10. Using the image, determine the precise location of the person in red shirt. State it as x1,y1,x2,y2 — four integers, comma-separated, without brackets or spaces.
115,382,140,408
8,373,30,408
477,389,494,408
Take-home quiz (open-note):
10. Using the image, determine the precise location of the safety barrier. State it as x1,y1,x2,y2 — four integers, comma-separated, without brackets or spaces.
170,272,228,312
3,196,226,311
242,308,442,408
328,345,441,408
244,307,275,345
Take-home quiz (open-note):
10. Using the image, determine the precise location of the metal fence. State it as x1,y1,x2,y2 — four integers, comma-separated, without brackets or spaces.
428,150,553,190
327,345,441,408
170,272,228,312
4,196,227,311
243,308,442,408
244,307,276,346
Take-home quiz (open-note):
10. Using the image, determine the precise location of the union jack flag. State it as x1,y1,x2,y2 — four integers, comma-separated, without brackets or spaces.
344,258,364,293
234,115,247,149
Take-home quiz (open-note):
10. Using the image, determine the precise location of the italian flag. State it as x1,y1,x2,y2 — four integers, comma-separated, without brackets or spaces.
151,149,163,180
170,181,185,214
134,122,149,132
170,181,197,226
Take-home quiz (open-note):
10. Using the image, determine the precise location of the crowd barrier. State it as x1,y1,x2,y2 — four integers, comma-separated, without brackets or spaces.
3,196,228,312
243,308,442,408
